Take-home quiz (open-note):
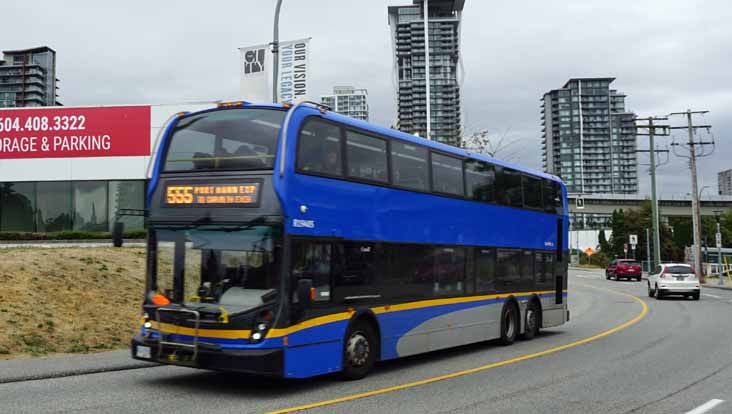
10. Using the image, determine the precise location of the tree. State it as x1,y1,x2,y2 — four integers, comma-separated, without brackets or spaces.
598,229,611,253
460,129,518,160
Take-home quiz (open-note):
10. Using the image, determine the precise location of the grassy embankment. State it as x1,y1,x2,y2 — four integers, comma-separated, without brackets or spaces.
0,247,146,359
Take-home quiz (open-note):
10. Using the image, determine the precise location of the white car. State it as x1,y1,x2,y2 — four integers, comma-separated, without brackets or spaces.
647,263,700,300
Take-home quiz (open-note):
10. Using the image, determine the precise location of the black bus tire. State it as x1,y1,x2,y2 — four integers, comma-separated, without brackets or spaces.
340,321,377,380
499,302,518,346
521,301,540,340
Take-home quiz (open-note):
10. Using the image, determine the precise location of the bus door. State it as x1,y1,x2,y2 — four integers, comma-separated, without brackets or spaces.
555,218,564,304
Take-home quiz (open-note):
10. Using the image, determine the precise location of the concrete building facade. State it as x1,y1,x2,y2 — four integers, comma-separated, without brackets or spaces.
321,86,369,121
388,0,464,146
719,169,732,196
542,78,638,194
0,46,59,108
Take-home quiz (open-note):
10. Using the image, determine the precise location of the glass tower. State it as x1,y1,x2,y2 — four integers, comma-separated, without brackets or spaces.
541,78,638,194
388,0,464,146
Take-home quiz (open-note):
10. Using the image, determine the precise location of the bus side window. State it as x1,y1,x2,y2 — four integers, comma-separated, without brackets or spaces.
475,248,496,293
496,249,521,289
384,244,433,300
520,250,535,289
296,119,343,176
334,242,381,302
432,247,466,295
291,240,332,302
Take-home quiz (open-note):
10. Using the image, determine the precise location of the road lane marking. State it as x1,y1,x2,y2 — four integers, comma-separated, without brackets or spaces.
266,284,649,414
703,294,722,299
685,399,725,414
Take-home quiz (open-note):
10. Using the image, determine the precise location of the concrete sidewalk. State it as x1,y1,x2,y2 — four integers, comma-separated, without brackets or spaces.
703,280,732,291
0,349,156,384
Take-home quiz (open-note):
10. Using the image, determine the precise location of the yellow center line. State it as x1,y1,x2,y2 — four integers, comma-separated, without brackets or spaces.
266,284,648,414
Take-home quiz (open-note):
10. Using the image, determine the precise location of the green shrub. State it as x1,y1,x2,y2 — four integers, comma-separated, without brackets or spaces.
0,230,147,241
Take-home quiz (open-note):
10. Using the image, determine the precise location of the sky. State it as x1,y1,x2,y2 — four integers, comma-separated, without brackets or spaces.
3,0,731,197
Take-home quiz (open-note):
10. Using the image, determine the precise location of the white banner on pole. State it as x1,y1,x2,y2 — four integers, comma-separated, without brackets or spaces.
239,43,271,103
277,38,310,104
239,38,310,104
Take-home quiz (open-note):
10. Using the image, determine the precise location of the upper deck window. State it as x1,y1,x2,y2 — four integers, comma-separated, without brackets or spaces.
465,159,495,203
297,119,343,176
496,167,523,208
391,141,429,191
163,108,285,172
522,175,543,210
431,153,463,196
345,130,388,183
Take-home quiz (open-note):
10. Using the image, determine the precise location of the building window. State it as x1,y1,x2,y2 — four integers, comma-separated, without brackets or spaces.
73,181,108,232
36,181,72,232
108,181,145,231
0,182,36,232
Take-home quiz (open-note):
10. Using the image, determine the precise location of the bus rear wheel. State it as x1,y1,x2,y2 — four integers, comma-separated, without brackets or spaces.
340,321,377,380
499,302,518,346
521,301,540,340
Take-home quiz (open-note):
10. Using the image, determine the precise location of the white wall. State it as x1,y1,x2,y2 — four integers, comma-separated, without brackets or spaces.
0,101,217,182
569,229,614,253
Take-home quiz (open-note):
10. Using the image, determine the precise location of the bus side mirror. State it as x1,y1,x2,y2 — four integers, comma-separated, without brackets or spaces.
112,222,125,248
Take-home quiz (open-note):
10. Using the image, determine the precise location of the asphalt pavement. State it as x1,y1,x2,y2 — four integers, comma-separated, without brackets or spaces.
2,269,732,414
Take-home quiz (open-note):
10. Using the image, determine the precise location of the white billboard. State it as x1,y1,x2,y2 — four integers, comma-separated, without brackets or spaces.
239,38,310,105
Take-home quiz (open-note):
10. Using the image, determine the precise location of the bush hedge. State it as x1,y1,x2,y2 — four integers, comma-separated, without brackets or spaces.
0,230,147,241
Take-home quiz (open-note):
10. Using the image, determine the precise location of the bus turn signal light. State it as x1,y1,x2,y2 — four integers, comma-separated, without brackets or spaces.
152,294,171,305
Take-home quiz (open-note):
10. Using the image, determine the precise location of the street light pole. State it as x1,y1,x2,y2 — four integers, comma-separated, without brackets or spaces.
272,0,283,104
714,210,723,285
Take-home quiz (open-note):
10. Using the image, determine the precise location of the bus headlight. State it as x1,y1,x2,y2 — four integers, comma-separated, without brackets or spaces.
250,310,274,343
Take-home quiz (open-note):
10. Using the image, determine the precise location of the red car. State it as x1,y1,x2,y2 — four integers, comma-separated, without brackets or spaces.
606,259,642,281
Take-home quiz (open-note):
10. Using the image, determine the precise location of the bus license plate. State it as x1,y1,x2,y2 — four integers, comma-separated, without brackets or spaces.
136,345,151,359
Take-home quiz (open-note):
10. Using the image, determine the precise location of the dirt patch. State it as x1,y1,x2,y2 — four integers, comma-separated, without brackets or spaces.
0,247,146,359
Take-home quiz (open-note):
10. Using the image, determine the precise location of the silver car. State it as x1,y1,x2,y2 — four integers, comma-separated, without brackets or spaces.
647,263,701,300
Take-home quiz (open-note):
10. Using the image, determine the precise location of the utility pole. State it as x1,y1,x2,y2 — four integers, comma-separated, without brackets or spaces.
633,116,670,270
669,110,714,283
272,0,283,104
714,210,724,285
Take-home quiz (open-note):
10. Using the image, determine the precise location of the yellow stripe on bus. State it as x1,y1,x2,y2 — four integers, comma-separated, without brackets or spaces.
142,289,565,340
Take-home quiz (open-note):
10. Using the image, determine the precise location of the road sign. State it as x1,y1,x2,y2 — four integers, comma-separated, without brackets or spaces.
576,198,585,210
629,234,638,246
716,233,722,249
584,247,594,256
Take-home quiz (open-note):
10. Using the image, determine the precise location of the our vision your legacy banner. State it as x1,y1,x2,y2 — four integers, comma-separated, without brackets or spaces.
239,38,310,105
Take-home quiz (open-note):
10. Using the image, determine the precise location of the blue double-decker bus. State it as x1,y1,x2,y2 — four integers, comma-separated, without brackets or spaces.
131,101,569,379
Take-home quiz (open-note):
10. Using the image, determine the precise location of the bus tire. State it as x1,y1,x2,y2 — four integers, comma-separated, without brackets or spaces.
340,320,377,380
521,300,540,340
499,301,518,346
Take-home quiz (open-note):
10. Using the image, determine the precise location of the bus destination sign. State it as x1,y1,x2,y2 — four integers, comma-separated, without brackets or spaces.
165,182,261,207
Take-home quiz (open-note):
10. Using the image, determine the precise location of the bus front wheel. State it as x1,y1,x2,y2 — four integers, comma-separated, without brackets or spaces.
499,302,518,346
340,321,377,380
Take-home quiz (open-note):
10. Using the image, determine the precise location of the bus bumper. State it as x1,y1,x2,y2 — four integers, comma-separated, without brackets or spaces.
131,336,283,377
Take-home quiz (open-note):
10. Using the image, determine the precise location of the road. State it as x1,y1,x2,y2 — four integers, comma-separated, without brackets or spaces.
2,269,732,414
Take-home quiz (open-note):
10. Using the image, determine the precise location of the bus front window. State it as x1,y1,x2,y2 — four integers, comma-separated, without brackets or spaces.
152,226,281,311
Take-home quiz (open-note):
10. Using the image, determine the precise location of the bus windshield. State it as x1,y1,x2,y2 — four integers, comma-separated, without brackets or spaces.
163,108,285,172
153,225,281,311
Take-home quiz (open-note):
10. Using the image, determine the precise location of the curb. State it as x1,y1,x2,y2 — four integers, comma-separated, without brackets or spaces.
702,283,732,291
0,362,157,384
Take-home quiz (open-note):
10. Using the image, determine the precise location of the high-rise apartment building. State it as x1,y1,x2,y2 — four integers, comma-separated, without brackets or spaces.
541,77,638,194
321,86,369,121
719,169,732,196
0,46,59,108
388,0,464,146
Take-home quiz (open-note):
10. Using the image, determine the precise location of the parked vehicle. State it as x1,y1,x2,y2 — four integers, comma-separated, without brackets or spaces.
605,259,642,281
647,263,700,300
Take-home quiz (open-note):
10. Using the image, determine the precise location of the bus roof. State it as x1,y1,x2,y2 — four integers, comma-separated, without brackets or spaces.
181,102,565,186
